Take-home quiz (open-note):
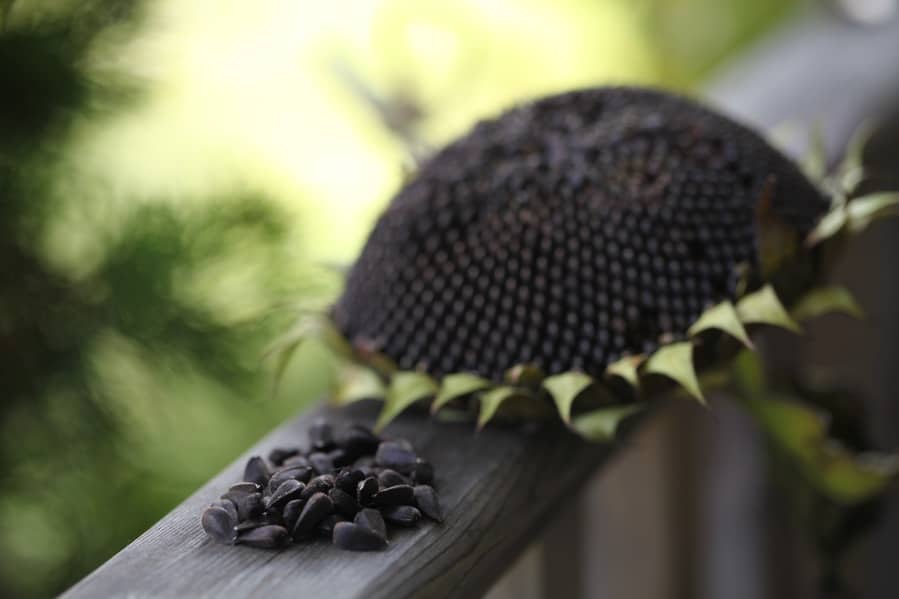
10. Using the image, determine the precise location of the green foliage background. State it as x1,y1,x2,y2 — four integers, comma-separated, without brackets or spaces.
0,0,796,595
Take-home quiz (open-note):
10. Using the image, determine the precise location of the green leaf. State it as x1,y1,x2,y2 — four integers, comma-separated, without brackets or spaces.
605,355,643,388
374,371,437,432
642,342,704,403
806,207,847,246
477,386,524,430
542,372,594,425
687,300,753,348
836,120,875,192
791,286,864,321
334,363,385,405
846,192,899,235
744,396,899,504
504,363,545,388
736,284,801,333
571,404,644,441
431,372,491,414
807,192,899,246
801,123,827,182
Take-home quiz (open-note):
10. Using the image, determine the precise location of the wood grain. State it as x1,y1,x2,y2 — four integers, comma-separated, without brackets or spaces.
62,401,610,599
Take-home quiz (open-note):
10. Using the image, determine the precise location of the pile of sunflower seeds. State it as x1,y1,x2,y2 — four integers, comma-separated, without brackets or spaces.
200,419,443,551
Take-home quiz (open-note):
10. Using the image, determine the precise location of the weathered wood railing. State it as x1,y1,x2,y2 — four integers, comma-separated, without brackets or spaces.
64,5,899,598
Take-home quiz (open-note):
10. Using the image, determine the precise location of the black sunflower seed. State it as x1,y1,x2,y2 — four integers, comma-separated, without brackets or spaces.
338,425,380,458
201,506,237,545
335,469,365,495
309,452,335,475
281,498,304,531
333,522,388,551
372,484,415,507
225,482,262,499
317,514,344,538
292,492,333,540
210,499,238,523
309,419,335,451
267,447,301,466
357,476,379,505
411,459,434,485
381,505,421,528
375,442,417,473
267,466,313,494
235,519,266,533
354,508,387,539
353,456,375,472
413,485,443,522
243,456,271,487
377,469,407,488
329,488,361,518
237,525,289,549
328,448,352,468
237,492,264,521
268,479,304,509
300,476,333,501
264,509,285,527
282,455,311,469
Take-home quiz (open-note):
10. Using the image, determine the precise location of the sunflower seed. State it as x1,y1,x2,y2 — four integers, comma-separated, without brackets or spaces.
372,484,415,507
357,476,379,505
329,488,361,518
243,456,271,487
268,479,304,509
201,506,237,544
375,442,417,473
377,469,407,488
300,476,333,501
332,522,388,551
309,452,334,475
282,455,311,469
411,459,434,485
328,448,352,468
281,498,304,530
292,492,333,540
353,456,375,471
237,525,289,549
235,519,265,533
335,469,365,494
413,485,444,522
354,508,387,539
267,466,312,494
309,419,335,451
210,499,238,523
317,514,344,538
338,425,380,458
264,509,285,527
381,505,421,527
225,482,262,498
267,447,301,466
237,492,264,521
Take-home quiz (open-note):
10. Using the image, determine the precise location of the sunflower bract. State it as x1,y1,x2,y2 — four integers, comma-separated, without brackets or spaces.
333,87,828,381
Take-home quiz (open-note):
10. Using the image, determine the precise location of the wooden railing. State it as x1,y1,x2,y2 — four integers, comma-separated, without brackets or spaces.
63,5,899,598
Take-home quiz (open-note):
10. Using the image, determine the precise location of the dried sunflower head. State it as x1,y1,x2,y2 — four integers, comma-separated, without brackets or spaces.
278,86,899,439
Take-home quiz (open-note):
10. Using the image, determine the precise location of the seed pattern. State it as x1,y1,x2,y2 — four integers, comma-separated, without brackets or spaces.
199,419,443,552
333,86,829,381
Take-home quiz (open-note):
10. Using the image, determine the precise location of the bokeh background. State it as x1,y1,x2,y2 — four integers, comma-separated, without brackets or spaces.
2,0,896,597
